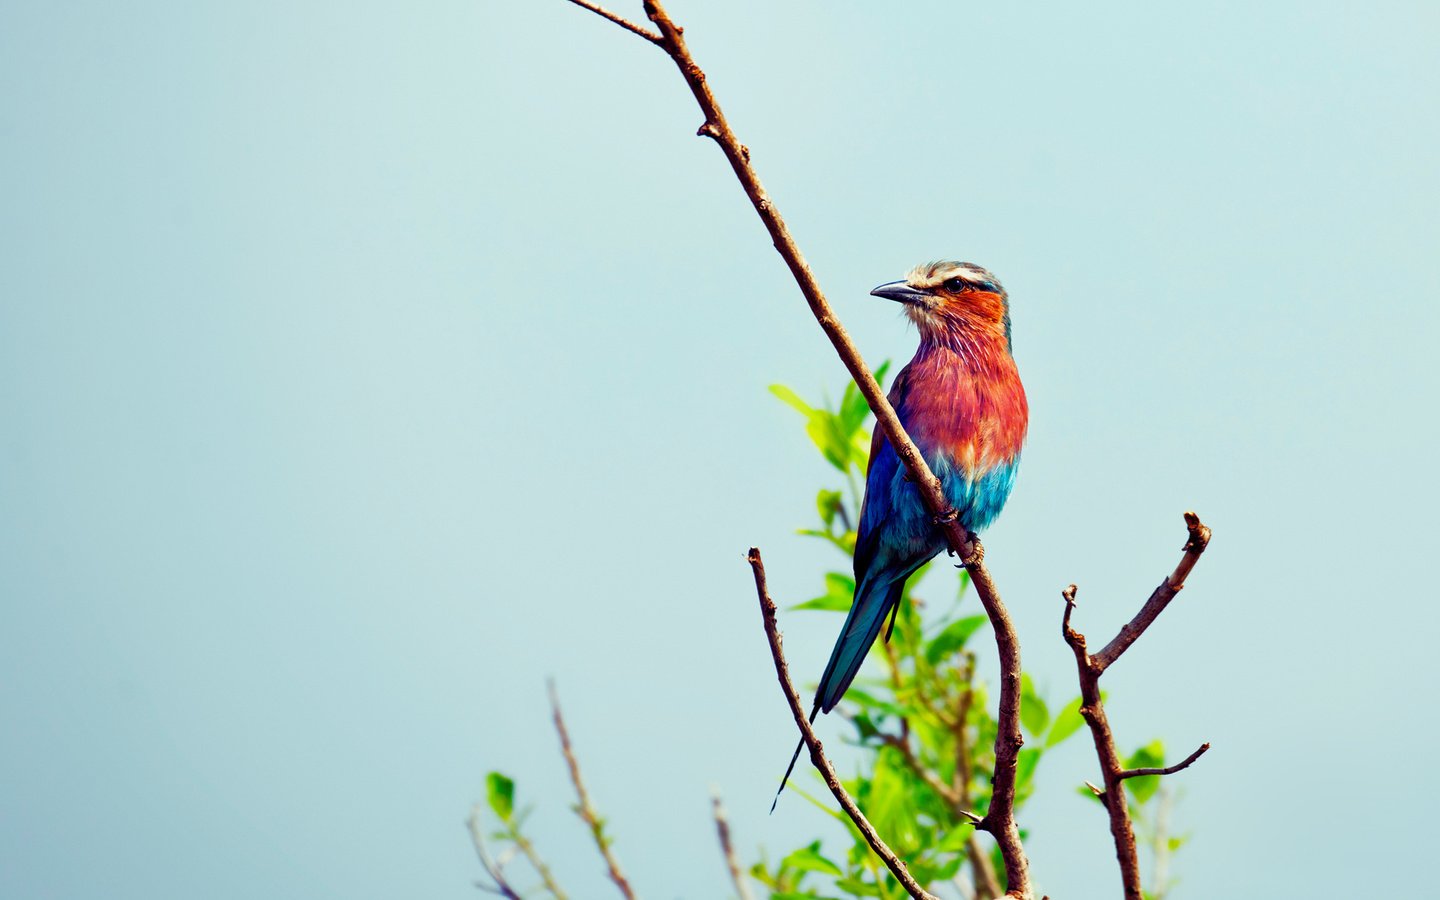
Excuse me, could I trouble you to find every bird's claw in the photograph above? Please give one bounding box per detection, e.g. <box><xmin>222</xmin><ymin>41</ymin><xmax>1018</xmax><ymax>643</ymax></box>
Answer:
<box><xmin>953</xmin><ymin>531</ymin><xmax>983</xmax><ymax>567</ymax></box>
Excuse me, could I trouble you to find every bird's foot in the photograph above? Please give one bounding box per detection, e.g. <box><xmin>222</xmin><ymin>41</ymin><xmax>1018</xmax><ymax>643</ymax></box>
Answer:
<box><xmin>955</xmin><ymin>532</ymin><xmax>983</xmax><ymax>568</ymax></box>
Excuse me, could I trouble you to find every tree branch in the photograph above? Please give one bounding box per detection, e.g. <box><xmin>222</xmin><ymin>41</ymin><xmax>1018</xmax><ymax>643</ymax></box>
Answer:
<box><xmin>710</xmin><ymin>790</ymin><xmax>755</xmax><ymax>900</ymax></box>
<box><xmin>560</xmin><ymin>0</ymin><xmax>662</xmax><ymax>43</ymax></box>
<box><xmin>1092</xmin><ymin>512</ymin><xmax>1212</xmax><ymax>673</ymax></box>
<box><xmin>562</xmin><ymin>2</ymin><xmax>1033</xmax><ymax>892</ymax></box>
<box><xmin>507</xmin><ymin>827</ymin><xmax>568</xmax><ymax>900</ymax></box>
<box><xmin>1061</xmin><ymin>513</ymin><xmax>1213</xmax><ymax>900</ymax></box>
<box><xmin>748</xmin><ymin>547</ymin><xmax>941</xmax><ymax>900</ymax></box>
<box><xmin>949</xmin><ymin>655</ymin><xmax>1002</xmax><ymax>900</ymax></box>
<box><xmin>549</xmin><ymin>681</ymin><xmax>638</xmax><ymax>900</ymax></box>
<box><xmin>1116</xmin><ymin>743</ymin><xmax>1211</xmax><ymax>780</ymax></box>
<box><xmin>467</xmin><ymin>805</ymin><xmax>524</xmax><ymax>900</ymax></box>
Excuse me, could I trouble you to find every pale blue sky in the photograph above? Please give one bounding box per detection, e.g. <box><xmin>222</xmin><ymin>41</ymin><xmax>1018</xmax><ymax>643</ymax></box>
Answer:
<box><xmin>3</xmin><ymin>1</ymin><xmax>1437</xmax><ymax>898</ymax></box>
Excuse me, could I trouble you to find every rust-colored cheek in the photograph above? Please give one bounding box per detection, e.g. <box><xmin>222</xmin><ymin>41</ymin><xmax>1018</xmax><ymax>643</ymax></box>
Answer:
<box><xmin>947</xmin><ymin>290</ymin><xmax>1006</xmax><ymax>321</ymax></box>
<box><xmin>932</xmin><ymin>290</ymin><xmax>1008</xmax><ymax>332</ymax></box>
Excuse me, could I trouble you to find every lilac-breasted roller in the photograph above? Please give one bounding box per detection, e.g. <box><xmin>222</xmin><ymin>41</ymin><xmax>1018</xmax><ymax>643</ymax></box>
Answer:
<box><xmin>775</xmin><ymin>260</ymin><xmax>1028</xmax><ymax>807</ymax></box>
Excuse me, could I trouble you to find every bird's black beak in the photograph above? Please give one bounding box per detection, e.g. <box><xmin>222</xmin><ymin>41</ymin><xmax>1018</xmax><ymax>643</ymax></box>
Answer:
<box><xmin>870</xmin><ymin>281</ymin><xmax>930</xmax><ymax>305</ymax></box>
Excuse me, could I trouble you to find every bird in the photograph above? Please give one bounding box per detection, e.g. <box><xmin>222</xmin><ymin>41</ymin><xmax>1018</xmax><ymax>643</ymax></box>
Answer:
<box><xmin>773</xmin><ymin>260</ymin><xmax>1029</xmax><ymax>810</ymax></box>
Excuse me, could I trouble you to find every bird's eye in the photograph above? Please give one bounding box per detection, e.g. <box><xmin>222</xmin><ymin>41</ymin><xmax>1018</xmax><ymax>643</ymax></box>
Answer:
<box><xmin>943</xmin><ymin>277</ymin><xmax>968</xmax><ymax>292</ymax></box>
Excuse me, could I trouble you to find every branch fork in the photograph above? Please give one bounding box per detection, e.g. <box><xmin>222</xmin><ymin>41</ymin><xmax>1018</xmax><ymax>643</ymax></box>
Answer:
<box><xmin>1062</xmin><ymin>513</ymin><xmax>1214</xmax><ymax>900</ymax></box>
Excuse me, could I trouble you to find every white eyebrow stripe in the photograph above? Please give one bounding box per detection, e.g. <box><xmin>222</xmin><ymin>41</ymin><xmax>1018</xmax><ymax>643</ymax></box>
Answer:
<box><xmin>900</xmin><ymin>260</ymin><xmax>1005</xmax><ymax>298</ymax></box>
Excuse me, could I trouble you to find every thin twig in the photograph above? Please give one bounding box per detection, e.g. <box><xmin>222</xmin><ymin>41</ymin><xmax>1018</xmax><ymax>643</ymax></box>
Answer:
<box><xmin>748</xmin><ymin>548</ymin><xmax>941</xmax><ymax>900</ymax></box>
<box><xmin>968</xmin><ymin>836</ymin><xmax>1002</xmax><ymax>900</ymax></box>
<box><xmin>1150</xmin><ymin>786</ymin><xmax>1176</xmax><ymax>899</ymax></box>
<box><xmin>467</xmin><ymin>804</ymin><xmax>523</xmax><ymax>900</ymax></box>
<box><xmin>1092</xmin><ymin>512</ymin><xmax>1212</xmax><ymax>673</ymax></box>
<box><xmin>711</xmin><ymin>790</ymin><xmax>755</xmax><ymax>900</ymax></box>
<box><xmin>950</xmin><ymin>653</ymin><xmax>976</xmax><ymax>797</ymax></box>
<box><xmin>560</xmin><ymin>0</ymin><xmax>661</xmax><ymax>43</ymax></box>
<box><xmin>562</xmin><ymin>3</ymin><xmax>1032</xmax><ymax>894</ymax></box>
<box><xmin>880</xmin><ymin>638</ymin><xmax>911</xmax><ymax>743</ymax></box>
<box><xmin>1117</xmin><ymin>743</ymin><xmax>1211</xmax><ymax>780</ymax></box>
<box><xmin>508</xmin><ymin>828</ymin><xmax>568</xmax><ymax>900</ymax></box>
<box><xmin>948</xmin><ymin>655</ymin><xmax>1001</xmax><ymax>900</ymax></box>
<box><xmin>1061</xmin><ymin>514</ymin><xmax>1213</xmax><ymax>900</ymax></box>
<box><xmin>549</xmin><ymin>681</ymin><xmax>638</xmax><ymax>900</ymax></box>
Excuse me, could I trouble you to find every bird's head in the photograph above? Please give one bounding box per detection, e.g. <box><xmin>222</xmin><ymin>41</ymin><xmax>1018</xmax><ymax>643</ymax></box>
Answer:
<box><xmin>871</xmin><ymin>261</ymin><xmax>1012</xmax><ymax>350</ymax></box>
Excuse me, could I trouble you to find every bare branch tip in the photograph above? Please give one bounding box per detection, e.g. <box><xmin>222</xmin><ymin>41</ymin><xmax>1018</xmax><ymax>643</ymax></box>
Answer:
<box><xmin>1182</xmin><ymin>510</ymin><xmax>1213</xmax><ymax>551</ymax></box>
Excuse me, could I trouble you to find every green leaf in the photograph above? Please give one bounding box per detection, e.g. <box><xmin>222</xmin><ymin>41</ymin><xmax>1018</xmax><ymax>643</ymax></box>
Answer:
<box><xmin>833</xmin><ymin>878</ymin><xmax>882</xmax><ymax>897</ymax></box>
<box><xmin>926</xmin><ymin>856</ymin><xmax>963</xmax><ymax>882</ymax></box>
<box><xmin>838</xmin><ymin>382</ymin><xmax>867</xmax><ymax>435</ymax></box>
<box><xmin>485</xmin><ymin>772</ymin><xmax>514</xmax><ymax>822</ymax></box>
<box><xmin>842</xmin><ymin>687</ymin><xmax>907</xmax><ymax>719</ymax></box>
<box><xmin>849</xmin><ymin>709</ymin><xmax>882</xmax><ymax>741</ymax></box>
<box><xmin>789</xmin><ymin>784</ymin><xmax>847</xmax><ymax>823</ymax></box>
<box><xmin>1045</xmin><ymin>696</ymin><xmax>1086</xmax><ymax>747</ymax></box>
<box><xmin>771</xmin><ymin>384</ymin><xmax>856</xmax><ymax>472</ymax></box>
<box><xmin>936</xmin><ymin>826</ymin><xmax>975</xmax><ymax>853</ymax></box>
<box><xmin>836</xmin><ymin>362</ymin><xmax>892</xmax><ymax>434</ymax></box>
<box><xmin>1015</xmin><ymin>747</ymin><xmax>1042</xmax><ymax>795</ymax></box>
<box><xmin>805</xmin><ymin>411</ymin><xmax>853</xmax><ymax>472</ymax></box>
<box><xmin>780</xmin><ymin>842</ymin><xmax>844</xmax><ymax>877</ymax></box>
<box><xmin>816</xmin><ymin>489</ymin><xmax>844</xmax><ymax>527</ymax></box>
<box><xmin>793</xmin><ymin>572</ymin><xmax>855</xmax><ymax>611</ymax></box>
<box><xmin>1125</xmin><ymin>740</ymin><xmax>1166</xmax><ymax>805</ymax></box>
<box><xmin>769</xmin><ymin>384</ymin><xmax>816</xmax><ymax>416</ymax></box>
<box><xmin>1020</xmin><ymin>674</ymin><xmax>1050</xmax><ymax>737</ymax></box>
<box><xmin>924</xmin><ymin>615</ymin><xmax>987</xmax><ymax>665</ymax></box>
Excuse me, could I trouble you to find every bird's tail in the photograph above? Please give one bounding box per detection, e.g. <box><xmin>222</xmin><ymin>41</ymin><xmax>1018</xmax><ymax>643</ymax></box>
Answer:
<box><xmin>770</xmin><ymin>704</ymin><xmax>819</xmax><ymax>813</ymax></box>
<box><xmin>814</xmin><ymin>574</ymin><xmax>905</xmax><ymax>714</ymax></box>
<box><xmin>771</xmin><ymin>574</ymin><xmax>903</xmax><ymax>812</ymax></box>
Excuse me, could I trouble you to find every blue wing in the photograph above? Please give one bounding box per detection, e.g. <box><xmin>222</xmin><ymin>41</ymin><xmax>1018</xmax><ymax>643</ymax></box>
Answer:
<box><xmin>814</xmin><ymin>370</ymin><xmax>940</xmax><ymax>713</ymax></box>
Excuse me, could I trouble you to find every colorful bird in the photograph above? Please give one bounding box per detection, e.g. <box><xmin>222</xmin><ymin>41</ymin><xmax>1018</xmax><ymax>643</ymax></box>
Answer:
<box><xmin>775</xmin><ymin>260</ymin><xmax>1029</xmax><ymax>808</ymax></box>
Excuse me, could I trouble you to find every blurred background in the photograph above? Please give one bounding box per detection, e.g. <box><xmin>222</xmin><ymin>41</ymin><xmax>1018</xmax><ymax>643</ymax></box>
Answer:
<box><xmin>3</xmin><ymin>1</ymin><xmax>1438</xmax><ymax>897</ymax></box>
